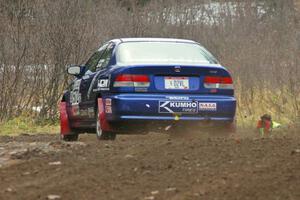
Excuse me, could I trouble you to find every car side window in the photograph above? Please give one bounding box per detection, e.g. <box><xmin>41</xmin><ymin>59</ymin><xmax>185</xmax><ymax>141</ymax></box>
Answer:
<box><xmin>85</xmin><ymin>51</ymin><xmax>102</xmax><ymax>72</ymax></box>
<box><xmin>96</xmin><ymin>43</ymin><xmax>115</xmax><ymax>70</ymax></box>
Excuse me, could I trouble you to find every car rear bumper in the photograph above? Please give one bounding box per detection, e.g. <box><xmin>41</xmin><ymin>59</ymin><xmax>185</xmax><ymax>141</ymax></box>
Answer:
<box><xmin>103</xmin><ymin>93</ymin><xmax>236</xmax><ymax>122</ymax></box>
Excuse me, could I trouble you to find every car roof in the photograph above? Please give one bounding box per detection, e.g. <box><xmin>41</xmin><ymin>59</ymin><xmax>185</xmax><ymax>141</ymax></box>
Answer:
<box><xmin>110</xmin><ymin>38</ymin><xmax>198</xmax><ymax>44</ymax></box>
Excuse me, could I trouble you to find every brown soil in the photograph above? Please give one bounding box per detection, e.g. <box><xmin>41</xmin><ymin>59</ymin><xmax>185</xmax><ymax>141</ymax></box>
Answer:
<box><xmin>0</xmin><ymin>131</ymin><xmax>299</xmax><ymax>200</ymax></box>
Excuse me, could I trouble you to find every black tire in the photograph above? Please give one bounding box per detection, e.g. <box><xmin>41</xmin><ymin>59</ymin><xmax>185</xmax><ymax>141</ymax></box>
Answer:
<box><xmin>61</xmin><ymin>133</ymin><xmax>79</xmax><ymax>141</ymax></box>
<box><xmin>96</xmin><ymin>110</ymin><xmax>116</xmax><ymax>141</ymax></box>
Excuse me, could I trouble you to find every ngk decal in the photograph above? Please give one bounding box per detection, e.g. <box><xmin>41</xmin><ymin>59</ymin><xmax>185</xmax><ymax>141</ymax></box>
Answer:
<box><xmin>105</xmin><ymin>98</ymin><xmax>112</xmax><ymax>106</ymax></box>
<box><xmin>105</xmin><ymin>98</ymin><xmax>112</xmax><ymax>113</ymax></box>
<box><xmin>105</xmin><ymin>106</ymin><xmax>112</xmax><ymax>113</ymax></box>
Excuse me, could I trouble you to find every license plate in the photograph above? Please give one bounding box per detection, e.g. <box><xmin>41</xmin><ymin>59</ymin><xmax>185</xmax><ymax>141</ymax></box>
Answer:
<box><xmin>165</xmin><ymin>77</ymin><xmax>189</xmax><ymax>90</ymax></box>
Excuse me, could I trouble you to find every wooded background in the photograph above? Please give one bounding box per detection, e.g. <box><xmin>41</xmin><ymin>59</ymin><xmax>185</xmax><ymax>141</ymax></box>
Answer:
<box><xmin>0</xmin><ymin>0</ymin><xmax>299</xmax><ymax>126</ymax></box>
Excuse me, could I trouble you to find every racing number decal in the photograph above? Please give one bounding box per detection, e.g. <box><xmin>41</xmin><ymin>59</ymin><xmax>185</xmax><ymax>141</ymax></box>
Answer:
<box><xmin>70</xmin><ymin>80</ymin><xmax>82</xmax><ymax>105</ymax></box>
<box><xmin>98</xmin><ymin>79</ymin><xmax>109</xmax><ymax>88</ymax></box>
<box><xmin>92</xmin><ymin>78</ymin><xmax>110</xmax><ymax>93</ymax></box>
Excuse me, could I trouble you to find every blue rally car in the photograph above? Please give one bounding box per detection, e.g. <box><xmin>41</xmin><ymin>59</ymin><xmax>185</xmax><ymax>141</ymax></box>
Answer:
<box><xmin>60</xmin><ymin>38</ymin><xmax>236</xmax><ymax>141</ymax></box>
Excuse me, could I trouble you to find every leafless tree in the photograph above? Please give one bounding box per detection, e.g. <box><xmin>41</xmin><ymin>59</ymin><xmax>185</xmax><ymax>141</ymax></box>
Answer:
<box><xmin>0</xmin><ymin>0</ymin><xmax>299</xmax><ymax>124</ymax></box>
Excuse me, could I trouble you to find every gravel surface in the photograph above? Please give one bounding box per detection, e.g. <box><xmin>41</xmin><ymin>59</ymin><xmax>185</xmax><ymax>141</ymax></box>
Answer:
<box><xmin>0</xmin><ymin>131</ymin><xmax>299</xmax><ymax>200</ymax></box>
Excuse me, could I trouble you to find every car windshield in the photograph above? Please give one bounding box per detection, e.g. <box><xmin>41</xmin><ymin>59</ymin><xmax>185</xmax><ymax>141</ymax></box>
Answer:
<box><xmin>116</xmin><ymin>42</ymin><xmax>218</xmax><ymax>65</ymax></box>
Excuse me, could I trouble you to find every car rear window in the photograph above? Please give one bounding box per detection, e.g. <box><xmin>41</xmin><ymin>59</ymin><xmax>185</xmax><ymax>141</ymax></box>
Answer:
<box><xmin>116</xmin><ymin>42</ymin><xmax>218</xmax><ymax>65</ymax></box>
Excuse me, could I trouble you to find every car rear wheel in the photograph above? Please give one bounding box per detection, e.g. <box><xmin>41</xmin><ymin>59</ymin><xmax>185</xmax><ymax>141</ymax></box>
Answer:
<box><xmin>96</xmin><ymin>110</ymin><xmax>116</xmax><ymax>140</ymax></box>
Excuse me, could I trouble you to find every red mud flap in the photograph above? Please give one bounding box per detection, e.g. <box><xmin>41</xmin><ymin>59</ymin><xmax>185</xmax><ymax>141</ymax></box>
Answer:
<box><xmin>60</xmin><ymin>102</ymin><xmax>72</xmax><ymax>136</ymax></box>
<box><xmin>98</xmin><ymin>98</ymin><xmax>112</xmax><ymax>131</ymax></box>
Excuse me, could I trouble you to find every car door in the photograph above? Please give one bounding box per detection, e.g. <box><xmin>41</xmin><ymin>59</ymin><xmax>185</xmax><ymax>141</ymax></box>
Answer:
<box><xmin>79</xmin><ymin>42</ymin><xmax>115</xmax><ymax>120</ymax></box>
<box><xmin>74</xmin><ymin>47</ymin><xmax>106</xmax><ymax>120</ymax></box>
<box><xmin>88</xmin><ymin>42</ymin><xmax>116</xmax><ymax>101</ymax></box>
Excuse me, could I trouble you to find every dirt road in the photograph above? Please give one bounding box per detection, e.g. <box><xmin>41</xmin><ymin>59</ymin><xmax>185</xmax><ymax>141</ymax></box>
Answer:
<box><xmin>0</xmin><ymin>131</ymin><xmax>299</xmax><ymax>200</ymax></box>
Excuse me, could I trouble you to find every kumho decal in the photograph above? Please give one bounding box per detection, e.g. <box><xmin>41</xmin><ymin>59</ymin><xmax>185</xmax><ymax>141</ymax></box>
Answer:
<box><xmin>169</xmin><ymin>102</ymin><xmax>198</xmax><ymax>108</ymax></box>
<box><xmin>159</xmin><ymin>101</ymin><xmax>199</xmax><ymax>114</ymax></box>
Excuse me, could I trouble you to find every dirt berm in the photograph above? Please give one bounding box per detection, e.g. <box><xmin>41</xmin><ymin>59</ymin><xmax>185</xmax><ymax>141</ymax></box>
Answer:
<box><xmin>0</xmin><ymin>131</ymin><xmax>299</xmax><ymax>200</ymax></box>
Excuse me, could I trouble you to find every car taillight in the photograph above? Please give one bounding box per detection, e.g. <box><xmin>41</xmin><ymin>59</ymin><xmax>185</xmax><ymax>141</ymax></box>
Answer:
<box><xmin>204</xmin><ymin>76</ymin><xmax>233</xmax><ymax>89</ymax></box>
<box><xmin>114</xmin><ymin>74</ymin><xmax>150</xmax><ymax>87</ymax></box>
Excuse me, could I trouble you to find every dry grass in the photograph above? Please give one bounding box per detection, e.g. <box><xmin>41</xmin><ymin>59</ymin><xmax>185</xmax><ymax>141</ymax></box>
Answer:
<box><xmin>0</xmin><ymin>115</ymin><xmax>59</xmax><ymax>135</ymax></box>
<box><xmin>236</xmin><ymin>85</ymin><xmax>300</xmax><ymax>128</ymax></box>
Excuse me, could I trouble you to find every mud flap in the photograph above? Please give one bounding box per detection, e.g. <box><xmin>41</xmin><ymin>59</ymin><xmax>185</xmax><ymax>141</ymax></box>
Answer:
<box><xmin>97</xmin><ymin>98</ymin><xmax>112</xmax><ymax>131</ymax></box>
<box><xmin>60</xmin><ymin>102</ymin><xmax>72</xmax><ymax>136</ymax></box>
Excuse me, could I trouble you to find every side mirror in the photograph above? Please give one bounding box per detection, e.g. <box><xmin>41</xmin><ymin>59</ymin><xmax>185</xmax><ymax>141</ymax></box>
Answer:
<box><xmin>67</xmin><ymin>65</ymin><xmax>81</xmax><ymax>76</ymax></box>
